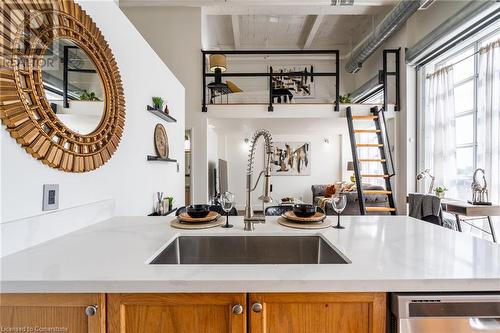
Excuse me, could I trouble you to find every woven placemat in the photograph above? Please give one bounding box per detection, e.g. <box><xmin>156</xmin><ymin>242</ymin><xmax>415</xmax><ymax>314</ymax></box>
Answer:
<box><xmin>177</xmin><ymin>211</ymin><xmax>220</xmax><ymax>223</ymax></box>
<box><xmin>171</xmin><ymin>218</ymin><xmax>224</xmax><ymax>229</ymax></box>
<box><xmin>281</xmin><ymin>211</ymin><xmax>326</xmax><ymax>223</ymax></box>
<box><xmin>278</xmin><ymin>217</ymin><xmax>332</xmax><ymax>229</ymax></box>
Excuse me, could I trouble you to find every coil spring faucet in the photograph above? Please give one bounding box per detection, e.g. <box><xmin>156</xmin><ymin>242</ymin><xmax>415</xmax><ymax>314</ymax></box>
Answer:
<box><xmin>244</xmin><ymin>129</ymin><xmax>273</xmax><ymax>231</ymax></box>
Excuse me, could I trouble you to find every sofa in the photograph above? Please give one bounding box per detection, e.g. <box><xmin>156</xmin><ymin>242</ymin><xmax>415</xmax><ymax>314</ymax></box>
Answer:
<box><xmin>311</xmin><ymin>184</ymin><xmax>390</xmax><ymax>215</ymax></box>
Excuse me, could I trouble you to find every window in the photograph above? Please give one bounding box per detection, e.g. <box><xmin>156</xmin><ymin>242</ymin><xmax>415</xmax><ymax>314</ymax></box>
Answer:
<box><xmin>418</xmin><ymin>28</ymin><xmax>500</xmax><ymax>197</ymax></box>
<box><xmin>361</xmin><ymin>89</ymin><xmax>384</xmax><ymax>105</ymax></box>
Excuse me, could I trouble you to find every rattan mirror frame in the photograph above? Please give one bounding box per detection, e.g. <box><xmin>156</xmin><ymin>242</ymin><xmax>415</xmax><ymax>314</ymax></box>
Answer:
<box><xmin>0</xmin><ymin>0</ymin><xmax>125</xmax><ymax>172</ymax></box>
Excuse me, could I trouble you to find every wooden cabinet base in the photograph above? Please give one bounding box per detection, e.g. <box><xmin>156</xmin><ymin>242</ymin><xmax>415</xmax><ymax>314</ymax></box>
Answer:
<box><xmin>0</xmin><ymin>293</ymin><xmax>106</xmax><ymax>333</ymax></box>
<box><xmin>1</xmin><ymin>292</ymin><xmax>386</xmax><ymax>333</ymax></box>
<box><xmin>107</xmin><ymin>293</ymin><xmax>247</xmax><ymax>333</ymax></box>
<box><xmin>249</xmin><ymin>292</ymin><xmax>386</xmax><ymax>333</ymax></box>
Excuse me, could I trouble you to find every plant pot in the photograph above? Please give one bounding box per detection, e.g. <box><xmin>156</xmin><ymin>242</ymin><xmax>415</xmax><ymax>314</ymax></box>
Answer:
<box><xmin>435</xmin><ymin>191</ymin><xmax>445</xmax><ymax>199</ymax></box>
<box><xmin>154</xmin><ymin>104</ymin><xmax>163</xmax><ymax>111</ymax></box>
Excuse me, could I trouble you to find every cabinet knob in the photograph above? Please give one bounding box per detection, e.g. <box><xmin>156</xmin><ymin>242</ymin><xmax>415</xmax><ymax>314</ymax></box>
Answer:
<box><xmin>232</xmin><ymin>304</ymin><xmax>244</xmax><ymax>315</ymax></box>
<box><xmin>85</xmin><ymin>305</ymin><xmax>98</xmax><ymax>316</ymax></box>
<box><xmin>252</xmin><ymin>302</ymin><xmax>263</xmax><ymax>313</ymax></box>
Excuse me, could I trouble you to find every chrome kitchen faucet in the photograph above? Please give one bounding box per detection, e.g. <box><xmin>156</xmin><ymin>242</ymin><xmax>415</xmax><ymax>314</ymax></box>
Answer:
<box><xmin>244</xmin><ymin>129</ymin><xmax>273</xmax><ymax>231</ymax></box>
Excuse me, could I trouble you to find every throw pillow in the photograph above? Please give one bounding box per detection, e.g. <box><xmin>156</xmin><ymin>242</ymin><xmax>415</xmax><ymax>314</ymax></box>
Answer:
<box><xmin>324</xmin><ymin>184</ymin><xmax>336</xmax><ymax>198</ymax></box>
<box><xmin>226</xmin><ymin>80</ymin><xmax>243</xmax><ymax>93</ymax></box>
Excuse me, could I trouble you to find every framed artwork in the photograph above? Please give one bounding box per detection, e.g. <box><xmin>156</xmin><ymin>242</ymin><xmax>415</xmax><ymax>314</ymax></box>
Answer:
<box><xmin>271</xmin><ymin>142</ymin><xmax>311</xmax><ymax>176</ymax></box>
<box><xmin>271</xmin><ymin>65</ymin><xmax>315</xmax><ymax>99</ymax></box>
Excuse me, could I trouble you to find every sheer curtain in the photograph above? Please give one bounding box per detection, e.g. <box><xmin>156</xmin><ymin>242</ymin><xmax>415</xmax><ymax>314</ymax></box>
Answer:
<box><xmin>425</xmin><ymin>66</ymin><xmax>458</xmax><ymax>197</ymax></box>
<box><xmin>477</xmin><ymin>39</ymin><xmax>500</xmax><ymax>204</ymax></box>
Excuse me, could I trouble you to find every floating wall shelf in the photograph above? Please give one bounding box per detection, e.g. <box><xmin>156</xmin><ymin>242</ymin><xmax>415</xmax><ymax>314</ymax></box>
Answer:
<box><xmin>147</xmin><ymin>105</ymin><xmax>177</xmax><ymax>122</ymax></box>
<box><xmin>147</xmin><ymin>155</ymin><xmax>177</xmax><ymax>162</ymax></box>
<box><xmin>148</xmin><ymin>207</ymin><xmax>177</xmax><ymax>216</ymax></box>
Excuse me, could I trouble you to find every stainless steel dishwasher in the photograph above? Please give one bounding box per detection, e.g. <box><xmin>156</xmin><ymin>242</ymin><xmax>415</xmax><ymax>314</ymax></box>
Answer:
<box><xmin>391</xmin><ymin>293</ymin><xmax>500</xmax><ymax>332</ymax></box>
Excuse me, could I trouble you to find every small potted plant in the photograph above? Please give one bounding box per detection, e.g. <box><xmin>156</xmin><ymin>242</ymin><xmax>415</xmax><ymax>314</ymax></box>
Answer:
<box><xmin>434</xmin><ymin>186</ymin><xmax>447</xmax><ymax>199</ymax></box>
<box><xmin>152</xmin><ymin>97</ymin><xmax>164</xmax><ymax>110</ymax></box>
<box><xmin>338</xmin><ymin>94</ymin><xmax>352</xmax><ymax>104</ymax></box>
<box><xmin>166</xmin><ymin>196</ymin><xmax>174</xmax><ymax>211</ymax></box>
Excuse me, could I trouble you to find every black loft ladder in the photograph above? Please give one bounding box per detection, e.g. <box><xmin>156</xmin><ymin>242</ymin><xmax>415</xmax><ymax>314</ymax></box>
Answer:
<box><xmin>346</xmin><ymin>106</ymin><xmax>397</xmax><ymax>215</ymax></box>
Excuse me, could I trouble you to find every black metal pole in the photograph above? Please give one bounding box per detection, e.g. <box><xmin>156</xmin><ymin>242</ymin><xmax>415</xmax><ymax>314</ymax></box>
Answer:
<box><xmin>395</xmin><ymin>49</ymin><xmax>401</xmax><ymax>111</ymax></box>
<box><xmin>202</xmin><ymin>51</ymin><xmax>207</xmax><ymax>112</ymax></box>
<box><xmin>63</xmin><ymin>46</ymin><xmax>69</xmax><ymax>108</ymax></box>
<box><xmin>268</xmin><ymin>66</ymin><xmax>274</xmax><ymax>112</ymax></box>
<box><xmin>382</xmin><ymin>50</ymin><xmax>388</xmax><ymax>111</ymax></box>
<box><xmin>346</xmin><ymin>107</ymin><xmax>366</xmax><ymax>215</ymax></box>
<box><xmin>335</xmin><ymin>50</ymin><xmax>340</xmax><ymax>111</ymax></box>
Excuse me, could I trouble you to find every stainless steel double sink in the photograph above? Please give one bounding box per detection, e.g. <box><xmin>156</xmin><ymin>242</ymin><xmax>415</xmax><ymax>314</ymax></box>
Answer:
<box><xmin>149</xmin><ymin>235</ymin><xmax>350</xmax><ymax>265</ymax></box>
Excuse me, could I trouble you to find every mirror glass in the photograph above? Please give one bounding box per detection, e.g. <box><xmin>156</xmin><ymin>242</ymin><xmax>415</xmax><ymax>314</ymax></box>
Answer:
<box><xmin>42</xmin><ymin>38</ymin><xmax>105</xmax><ymax>135</ymax></box>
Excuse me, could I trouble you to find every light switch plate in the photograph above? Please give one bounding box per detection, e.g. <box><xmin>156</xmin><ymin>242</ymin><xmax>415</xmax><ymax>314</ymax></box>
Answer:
<box><xmin>42</xmin><ymin>184</ymin><xmax>59</xmax><ymax>211</ymax></box>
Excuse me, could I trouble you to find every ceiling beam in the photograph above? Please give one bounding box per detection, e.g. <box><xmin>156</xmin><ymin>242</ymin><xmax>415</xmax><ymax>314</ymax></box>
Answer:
<box><xmin>231</xmin><ymin>15</ymin><xmax>241</xmax><ymax>49</ymax></box>
<box><xmin>303</xmin><ymin>15</ymin><xmax>324</xmax><ymax>49</ymax></box>
<box><xmin>120</xmin><ymin>0</ymin><xmax>396</xmax><ymax>7</ymax></box>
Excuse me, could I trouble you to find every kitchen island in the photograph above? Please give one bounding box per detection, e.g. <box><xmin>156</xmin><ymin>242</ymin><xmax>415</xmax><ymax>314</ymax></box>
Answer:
<box><xmin>1</xmin><ymin>215</ymin><xmax>499</xmax><ymax>292</ymax></box>
<box><xmin>1</xmin><ymin>216</ymin><xmax>499</xmax><ymax>333</ymax></box>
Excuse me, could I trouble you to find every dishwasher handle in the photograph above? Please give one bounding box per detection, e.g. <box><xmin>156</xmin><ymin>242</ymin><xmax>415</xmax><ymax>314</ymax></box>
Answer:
<box><xmin>469</xmin><ymin>318</ymin><xmax>500</xmax><ymax>331</ymax></box>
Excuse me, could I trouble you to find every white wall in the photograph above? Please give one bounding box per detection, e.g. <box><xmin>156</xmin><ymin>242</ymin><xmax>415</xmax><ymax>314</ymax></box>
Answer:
<box><xmin>211</xmin><ymin>118</ymin><xmax>351</xmax><ymax>209</ymax></box>
<box><xmin>122</xmin><ymin>6</ymin><xmax>208</xmax><ymax>205</ymax></box>
<box><xmin>121</xmin><ymin>7</ymin><xmax>363</xmax><ymax>206</ymax></box>
<box><xmin>0</xmin><ymin>0</ymin><xmax>185</xmax><ymax>256</ymax></box>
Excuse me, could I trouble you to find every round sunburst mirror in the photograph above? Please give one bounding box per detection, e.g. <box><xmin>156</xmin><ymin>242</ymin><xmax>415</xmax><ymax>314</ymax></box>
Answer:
<box><xmin>41</xmin><ymin>38</ymin><xmax>106</xmax><ymax>135</ymax></box>
<box><xmin>0</xmin><ymin>0</ymin><xmax>125</xmax><ymax>172</ymax></box>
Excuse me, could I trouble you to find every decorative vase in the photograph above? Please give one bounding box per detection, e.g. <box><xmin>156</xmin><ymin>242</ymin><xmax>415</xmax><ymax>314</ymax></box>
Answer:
<box><xmin>435</xmin><ymin>191</ymin><xmax>445</xmax><ymax>199</ymax></box>
<box><xmin>164</xmin><ymin>105</ymin><xmax>169</xmax><ymax>115</ymax></box>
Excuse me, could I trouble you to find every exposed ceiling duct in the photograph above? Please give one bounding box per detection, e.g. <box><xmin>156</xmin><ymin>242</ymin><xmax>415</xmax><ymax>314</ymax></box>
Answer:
<box><xmin>345</xmin><ymin>0</ymin><xmax>422</xmax><ymax>73</ymax></box>
<box><xmin>406</xmin><ymin>0</ymin><xmax>499</xmax><ymax>65</ymax></box>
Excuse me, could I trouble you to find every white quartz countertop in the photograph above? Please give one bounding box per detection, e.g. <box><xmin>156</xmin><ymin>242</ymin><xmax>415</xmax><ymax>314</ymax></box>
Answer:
<box><xmin>1</xmin><ymin>215</ymin><xmax>499</xmax><ymax>293</ymax></box>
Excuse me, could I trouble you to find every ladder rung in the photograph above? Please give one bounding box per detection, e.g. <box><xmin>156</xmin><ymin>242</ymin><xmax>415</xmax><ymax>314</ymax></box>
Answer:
<box><xmin>353</xmin><ymin>129</ymin><xmax>381</xmax><ymax>133</ymax></box>
<box><xmin>352</xmin><ymin>115</ymin><xmax>378</xmax><ymax>120</ymax></box>
<box><xmin>361</xmin><ymin>174</ymin><xmax>389</xmax><ymax>178</ymax></box>
<box><xmin>366</xmin><ymin>207</ymin><xmax>396</xmax><ymax>212</ymax></box>
<box><xmin>356</xmin><ymin>144</ymin><xmax>383</xmax><ymax>147</ymax></box>
<box><xmin>363</xmin><ymin>190</ymin><xmax>392</xmax><ymax>195</ymax></box>
<box><xmin>359</xmin><ymin>159</ymin><xmax>386</xmax><ymax>162</ymax></box>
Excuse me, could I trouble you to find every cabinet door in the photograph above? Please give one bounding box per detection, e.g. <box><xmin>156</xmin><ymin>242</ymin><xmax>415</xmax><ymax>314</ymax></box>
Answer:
<box><xmin>107</xmin><ymin>293</ymin><xmax>247</xmax><ymax>333</ymax></box>
<box><xmin>0</xmin><ymin>293</ymin><xmax>105</xmax><ymax>333</ymax></box>
<box><xmin>249</xmin><ymin>292</ymin><xmax>386</xmax><ymax>333</ymax></box>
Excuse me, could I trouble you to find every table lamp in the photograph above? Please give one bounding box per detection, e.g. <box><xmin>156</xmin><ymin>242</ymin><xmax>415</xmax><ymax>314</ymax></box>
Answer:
<box><xmin>209</xmin><ymin>54</ymin><xmax>227</xmax><ymax>84</ymax></box>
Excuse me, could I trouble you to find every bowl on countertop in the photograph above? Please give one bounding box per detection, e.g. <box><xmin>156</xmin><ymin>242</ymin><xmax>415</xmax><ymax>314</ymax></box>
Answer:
<box><xmin>293</xmin><ymin>204</ymin><xmax>316</xmax><ymax>218</ymax></box>
<box><xmin>186</xmin><ymin>204</ymin><xmax>210</xmax><ymax>218</ymax></box>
